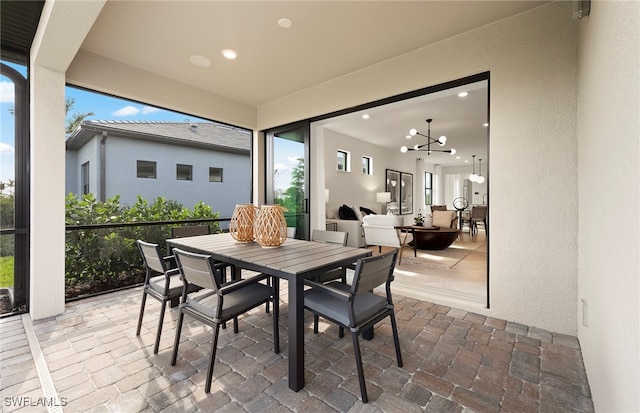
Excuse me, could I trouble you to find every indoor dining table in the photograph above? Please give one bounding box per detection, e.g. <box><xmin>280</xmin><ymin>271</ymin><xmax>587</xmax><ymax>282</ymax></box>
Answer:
<box><xmin>166</xmin><ymin>232</ymin><xmax>372</xmax><ymax>392</ymax></box>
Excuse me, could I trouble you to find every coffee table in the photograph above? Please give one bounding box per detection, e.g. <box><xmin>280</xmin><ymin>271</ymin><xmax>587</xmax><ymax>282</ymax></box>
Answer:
<box><xmin>396</xmin><ymin>225</ymin><xmax>460</xmax><ymax>253</ymax></box>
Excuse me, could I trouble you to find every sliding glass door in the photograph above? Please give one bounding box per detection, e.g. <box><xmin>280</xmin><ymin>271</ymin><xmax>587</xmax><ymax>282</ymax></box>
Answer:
<box><xmin>265</xmin><ymin>122</ymin><xmax>310</xmax><ymax>240</ymax></box>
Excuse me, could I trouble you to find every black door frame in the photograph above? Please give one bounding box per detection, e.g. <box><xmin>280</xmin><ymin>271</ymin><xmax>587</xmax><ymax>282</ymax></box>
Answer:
<box><xmin>264</xmin><ymin>120</ymin><xmax>311</xmax><ymax>240</ymax></box>
<box><xmin>1</xmin><ymin>62</ymin><xmax>30</xmax><ymax>315</ymax></box>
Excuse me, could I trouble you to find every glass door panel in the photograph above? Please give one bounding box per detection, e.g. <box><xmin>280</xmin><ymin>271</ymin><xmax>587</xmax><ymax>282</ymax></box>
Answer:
<box><xmin>266</xmin><ymin>122</ymin><xmax>309</xmax><ymax>240</ymax></box>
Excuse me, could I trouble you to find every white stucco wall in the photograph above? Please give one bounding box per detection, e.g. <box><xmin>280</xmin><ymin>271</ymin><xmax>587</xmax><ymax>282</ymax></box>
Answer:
<box><xmin>576</xmin><ymin>1</ymin><xmax>640</xmax><ymax>411</ymax></box>
<box><xmin>261</xmin><ymin>2</ymin><xmax>580</xmax><ymax>335</ymax></box>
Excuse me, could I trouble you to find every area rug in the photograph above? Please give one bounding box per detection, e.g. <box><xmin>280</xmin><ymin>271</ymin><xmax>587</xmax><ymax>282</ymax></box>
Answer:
<box><xmin>398</xmin><ymin>241</ymin><xmax>480</xmax><ymax>269</ymax></box>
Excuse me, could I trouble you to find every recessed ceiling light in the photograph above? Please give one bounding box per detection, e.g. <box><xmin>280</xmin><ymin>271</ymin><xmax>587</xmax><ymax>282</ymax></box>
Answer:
<box><xmin>221</xmin><ymin>49</ymin><xmax>238</xmax><ymax>60</ymax></box>
<box><xmin>189</xmin><ymin>55</ymin><xmax>211</xmax><ymax>67</ymax></box>
<box><xmin>405</xmin><ymin>135</ymin><xmax>412</xmax><ymax>139</ymax></box>
<box><xmin>458</xmin><ymin>91</ymin><xmax>469</xmax><ymax>98</ymax></box>
<box><xmin>362</xmin><ymin>114</ymin><xmax>370</xmax><ymax>119</ymax></box>
<box><xmin>278</xmin><ymin>18</ymin><xmax>293</xmax><ymax>28</ymax></box>
<box><xmin>483</xmin><ymin>122</ymin><xmax>489</xmax><ymax>127</ymax></box>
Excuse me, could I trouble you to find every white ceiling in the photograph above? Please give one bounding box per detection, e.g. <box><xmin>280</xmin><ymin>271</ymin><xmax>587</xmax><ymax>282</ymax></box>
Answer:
<box><xmin>80</xmin><ymin>0</ymin><xmax>549</xmax><ymax>166</ymax></box>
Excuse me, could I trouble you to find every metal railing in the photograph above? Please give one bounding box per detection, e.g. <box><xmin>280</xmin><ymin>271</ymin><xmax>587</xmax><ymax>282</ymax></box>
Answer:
<box><xmin>64</xmin><ymin>217</ymin><xmax>231</xmax><ymax>302</ymax></box>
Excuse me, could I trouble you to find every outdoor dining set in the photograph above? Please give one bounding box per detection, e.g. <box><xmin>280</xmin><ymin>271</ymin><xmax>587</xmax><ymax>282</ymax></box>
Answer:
<box><xmin>134</xmin><ymin>222</ymin><xmax>403</xmax><ymax>403</ymax></box>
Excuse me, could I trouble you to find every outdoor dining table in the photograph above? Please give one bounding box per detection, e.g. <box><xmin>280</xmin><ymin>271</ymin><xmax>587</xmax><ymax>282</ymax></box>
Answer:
<box><xmin>166</xmin><ymin>232</ymin><xmax>372</xmax><ymax>392</ymax></box>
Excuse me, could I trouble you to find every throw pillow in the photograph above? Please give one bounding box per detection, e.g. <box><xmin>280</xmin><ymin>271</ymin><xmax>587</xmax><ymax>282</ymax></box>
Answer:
<box><xmin>359</xmin><ymin>206</ymin><xmax>376</xmax><ymax>216</ymax></box>
<box><xmin>338</xmin><ymin>204</ymin><xmax>358</xmax><ymax>220</ymax></box>
<box><xmin>354</xmin><ymin>206</ymin><xmax>364</xmax><ymax>222</ymax></box>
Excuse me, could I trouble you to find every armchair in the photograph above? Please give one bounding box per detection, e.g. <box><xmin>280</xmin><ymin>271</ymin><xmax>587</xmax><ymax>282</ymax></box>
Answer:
<box><xmin>361</xmin><ymin>214</ymin><xmax>409</xmax><ymax>264</ymax></box>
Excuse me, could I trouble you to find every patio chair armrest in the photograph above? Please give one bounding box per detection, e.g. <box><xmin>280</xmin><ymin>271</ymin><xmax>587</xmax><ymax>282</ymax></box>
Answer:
<box><xmin>304</xmin><ymin>280</ymin><xmax>351</xmax><ymax>300</ymax></box>
<box><xmin>219</xmin><ymin>273</ymin><xmax>270</xmax><ymax>294</ymax></box>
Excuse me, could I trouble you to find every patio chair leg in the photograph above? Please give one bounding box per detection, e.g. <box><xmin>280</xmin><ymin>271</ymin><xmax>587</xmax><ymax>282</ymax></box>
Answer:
<box><xmin>136</xmin><ymin>291</ymin><xmax>147</xmax><ymax>336</ymax></box>
<box><xmin>390</xmin><ymin>312</ymin><xmax>403</xmax><ymax>367</ymax></box>
<box><xmin>205</xmin><ymin>324</ymin><xmax>221</xmax><ymax>393</ymax></box>
<box><xmin>153</xmin><ymin>300</ymin><xmax>167</xmax><ymax>354</ymax></box>
<box><xmin>171</xmin><ymin>312</ymin><xmax>185</xmax><ymax>366</ymax></box>
<box><xmin>339</xmin><ymin>327</ymin><xmax>344</xmax><ymax>338</ymax></box>
<box><xmin>313</xmin><ymin>314</ymin><xmax>319</xmax><ymax>334</ymax></box>
<box><xmin>351</xmin><ymin>332</ymin><xmax>368</xmax><ymax>403</ymax></box>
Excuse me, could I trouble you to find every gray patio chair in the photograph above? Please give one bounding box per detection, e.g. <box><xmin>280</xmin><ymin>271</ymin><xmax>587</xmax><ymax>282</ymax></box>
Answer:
<box><xmin>303</xmin><ymin>250</ymin><xmax>402</xmax><ymax>403</ymax></box>
<box><xmin>309</xmin><ymin>229</ymin><xmax>350</xmax><ymax>284</ymax></box>
<box><xmin>170</xmin><ymin>248</ymin><xmax>280</xmax><ymax>393</ymax></box>
<box><xmin>170</xmin><ymin>224</ymin><xmax>235</xmax><ymax>284</ymax></box>
<box><xmin>170</xmin><ymin>224</ymin><xmax>210</xmax><ymax>238</ymax></box>
<box><xmin>136</xmin><ymin>240</ymin><xmax>199</xmax><ymax>354</ymax></box>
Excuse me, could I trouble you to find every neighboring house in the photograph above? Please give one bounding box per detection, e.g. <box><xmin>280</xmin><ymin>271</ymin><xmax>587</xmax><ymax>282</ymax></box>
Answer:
<box><xmin>65</xmin><ymin>121</ymin><xmax>251</xmax><ymax>218</ymax></box>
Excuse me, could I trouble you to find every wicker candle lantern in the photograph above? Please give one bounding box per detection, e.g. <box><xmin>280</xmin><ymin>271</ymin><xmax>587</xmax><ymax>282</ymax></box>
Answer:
<box><xmin>254</xmin><ymin>205</ymin><xmax>288</xmax><ymax>248</ymax></box>
<box><xmin>229</xmin><ymin>204</ymin><xmax>257</xmax><ymax>243</ymax></box>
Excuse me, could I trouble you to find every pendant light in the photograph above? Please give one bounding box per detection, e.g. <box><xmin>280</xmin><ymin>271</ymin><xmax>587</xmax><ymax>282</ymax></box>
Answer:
<box><xmin>477</xmin><ymin>158</ymin><xmax>486</xmax><ymax>184</ymax></box>
<box><xmin>469</xmin><ymin>155</ymin><xmax>479</xmax><ymax>182</ymax></box>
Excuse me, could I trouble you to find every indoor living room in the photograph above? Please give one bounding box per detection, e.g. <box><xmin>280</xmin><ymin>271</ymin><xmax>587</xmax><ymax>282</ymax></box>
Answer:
<box><xmin>317</xmin><ymin>77</ymin><xmax>489</xmax><ymax>309</ymax></box>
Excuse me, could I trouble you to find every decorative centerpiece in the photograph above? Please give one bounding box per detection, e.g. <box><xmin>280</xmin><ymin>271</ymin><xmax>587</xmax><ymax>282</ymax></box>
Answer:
<box><xmin>254</xmin><ymin>205</ymin><xmax>288</xmax><ymax>248</ymax></box>
<box><xmin>229</xmin><ymin>204</ymin><xmax>257</xmax><ymax>243</ymax></box>
<box><xmin>414</xmin><ymin>210</ymin><xmax>425</xmax><ymax>226</ymax></box>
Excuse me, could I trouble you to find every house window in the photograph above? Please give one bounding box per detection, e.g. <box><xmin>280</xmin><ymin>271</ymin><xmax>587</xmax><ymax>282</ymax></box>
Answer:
<box><xmin>137</xmin><ymin>160</ymin><xmax>156</xmax><ymax>179</ymax></box>
<box><xmin>176</xmin><ymin>164</ymin><xmax>192</xmax><ymax>181</ymax></box>
<box><xmin>209</xmin><ymin>167</ymin><xmax>223</xmax><ymax>182</ymax></box>
<box><xmin>81</xmin><ymin>162</ymin><xmax>90</xmax><ymax>194</ymax></box>
<box><xmin>362</xmin><ymin>156</ymin><xmax>373</xmax><ymax>175</ymax></box>
<box><xmin>424</xmin><ymin>171</ymin><xmax>433</xmax><ymax>205</ymax></box>
<box><xmin>337</xmin><ymin>150</ymin><xmax>351</xmax><ymax>172</ymax></box>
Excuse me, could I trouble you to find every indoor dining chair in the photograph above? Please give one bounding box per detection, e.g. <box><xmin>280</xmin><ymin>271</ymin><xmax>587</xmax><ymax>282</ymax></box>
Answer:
<box><xmin>303</xmin><ymin>250</ymin><xmax>402</xmax><ymax>403</ymax></box>
<box><xmin>170</xmin><ymin>248</ymin><xmax>280</xmax><ymax>393</ymax></box>
<box><xmin>136</xmin><ymin>240</ymin><xmax>199</xmax><ymax>354</ymax></box>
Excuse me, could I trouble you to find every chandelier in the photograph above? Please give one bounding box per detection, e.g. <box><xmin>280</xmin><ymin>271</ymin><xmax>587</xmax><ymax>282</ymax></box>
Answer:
<box><xmin>400</xmin><ymin>118</ymin><xmax>456</xmax><ymax>155</ymax></box>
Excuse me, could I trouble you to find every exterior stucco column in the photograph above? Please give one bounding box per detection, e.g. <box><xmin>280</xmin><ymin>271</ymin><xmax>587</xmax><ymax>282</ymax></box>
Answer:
<box><xmin>29</xmin><ymin>64</ymin><xmax>66</xmax><ymax>319</ymax></box>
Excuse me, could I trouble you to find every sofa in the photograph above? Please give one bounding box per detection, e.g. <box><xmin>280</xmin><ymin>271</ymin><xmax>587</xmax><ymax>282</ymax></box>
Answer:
<box><xmin>325</xmin><ymin>205</ymin><xmax>367</xmax><ymax>248</ymax></box>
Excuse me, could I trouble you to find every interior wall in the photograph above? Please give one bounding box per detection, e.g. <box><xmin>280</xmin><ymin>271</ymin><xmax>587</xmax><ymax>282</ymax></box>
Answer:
<box><xmin>261</xmin><ymin>2</ymin><xmax>579</xmax><ymax>335</ymax></box>
<box><xmin>321</xmin><ymin>128</ymin><xmax>415</xmax><ymax>223</ymax></box>
<box><xmin>576</xmin><ymin>1</ymin><xmax>640</xmax><ymax>411</ymax></box>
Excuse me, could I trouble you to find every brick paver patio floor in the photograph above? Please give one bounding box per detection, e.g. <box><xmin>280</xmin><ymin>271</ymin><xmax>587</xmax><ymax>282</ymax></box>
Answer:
<box><xmin>0</xmin><ymin>284</ymin><xmax>593</xmax><ymax>412</ymax></box>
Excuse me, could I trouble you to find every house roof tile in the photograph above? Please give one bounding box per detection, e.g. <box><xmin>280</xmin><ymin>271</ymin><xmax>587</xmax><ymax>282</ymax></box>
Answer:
<box><xmin>66</xmin><ymin>120</ymin><xmax>251</xmax><ymax>154</ymax></box>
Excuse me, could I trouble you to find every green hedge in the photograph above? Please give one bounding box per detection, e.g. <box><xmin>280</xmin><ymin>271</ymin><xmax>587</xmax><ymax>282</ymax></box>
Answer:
<box><xmin>65</xmin><ymin>193</ymin><xmax>221</xmax><ymax>298</ymax></box>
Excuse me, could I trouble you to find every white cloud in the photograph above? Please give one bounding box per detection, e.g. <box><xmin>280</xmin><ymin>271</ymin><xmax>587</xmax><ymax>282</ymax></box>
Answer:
<box><xmin>141</xmin><ymin>106</ymin><xmax>161</xmax><ymax>115</ymax></box>
<box><xmin>112</xmin><ymin>105</ymin><xmax>140</xmax><ymax>116</ymax></box>
<box><xmin>287</xmin><ymin>156</ymin><xmax>300</xmax><ymax>164</ymax></box>
<box><xmin>274</xmin><ymin>163</ymin><xmax>288</xmax><ymax>171</ymax></box>
<box><xmin>0</xmin><ymin>143</ymin><xmax>15</xmax><ymax>153</ymax></box>
<box><xmin>0</xmin><ymin>81</ymin><xmax>15</xmax><ymax>103</ymax></box>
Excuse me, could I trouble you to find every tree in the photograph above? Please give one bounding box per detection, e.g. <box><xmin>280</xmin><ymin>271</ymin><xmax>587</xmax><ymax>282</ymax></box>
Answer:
<box><xmin>65</xmin><ymin>97</ymin><xmax>95</xmax><ymax>134</ymax></box>
<box><xmin>279</xmin><ymin>158</ymin><xmax>305</xmax><ymax>227</ymax></box>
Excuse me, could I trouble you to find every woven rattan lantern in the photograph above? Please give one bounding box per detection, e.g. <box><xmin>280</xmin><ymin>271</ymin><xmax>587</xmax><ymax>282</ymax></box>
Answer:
<box><xmin>229</xmin><ymin>204</ymin><xmax>257</xmax><ymax>243</ymax></box>
<box><xmin>254</xmin><ymin>205</ymin><xmax>288</xmax><ymax>248</ymax></box>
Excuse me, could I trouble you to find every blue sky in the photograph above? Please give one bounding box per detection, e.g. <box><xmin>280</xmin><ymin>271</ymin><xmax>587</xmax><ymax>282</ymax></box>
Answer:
<box><xmin>1</xmin><ymin>60</ymin><xmax>297</xmax><ymax>191</ymax></box>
